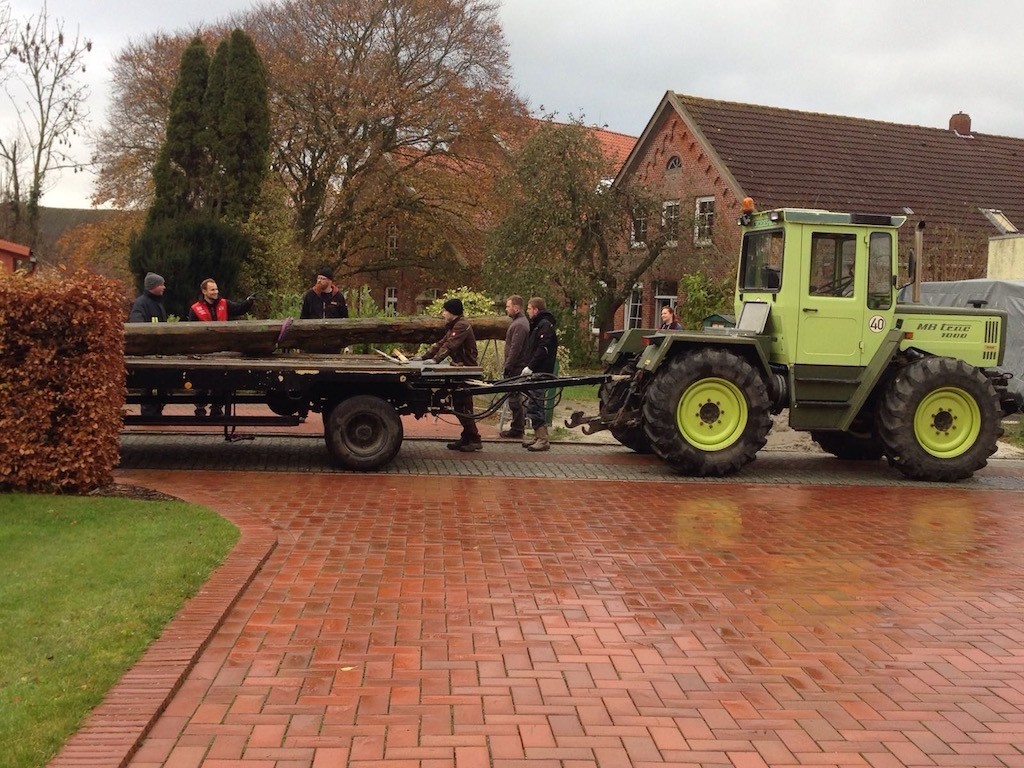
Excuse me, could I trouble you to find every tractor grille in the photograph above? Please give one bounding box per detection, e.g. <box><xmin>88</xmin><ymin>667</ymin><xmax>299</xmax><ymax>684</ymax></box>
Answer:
<box><xmin>986</xmin><ymin>319</ymin><xmax>999</xmax><ymax>345</ymax></box>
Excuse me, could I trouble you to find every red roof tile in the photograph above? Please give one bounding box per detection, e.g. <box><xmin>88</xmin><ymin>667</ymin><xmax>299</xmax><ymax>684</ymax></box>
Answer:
<box><xmin>590</xmin><ymin>127</ymin><xmax>637</xmax><ymax>171</ymax></box>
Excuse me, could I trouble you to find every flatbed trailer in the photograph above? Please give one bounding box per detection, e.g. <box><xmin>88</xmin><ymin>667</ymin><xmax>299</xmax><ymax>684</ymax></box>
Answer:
<box><xmin>125</xmin><ymin>352</ymin><xmax>609</xmax><ymax>470</ymax></box>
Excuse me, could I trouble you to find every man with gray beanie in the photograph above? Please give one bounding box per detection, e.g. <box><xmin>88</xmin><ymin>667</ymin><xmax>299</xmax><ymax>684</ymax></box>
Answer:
<box><xmin>129</xmin><ymin>272</ymin><xmax>168</xmax><ymax>323</ymax></box>
<box><xmin>129</xmin><ymin>272</ymin><xmax>168</xmax><ymax>416</ymax></box>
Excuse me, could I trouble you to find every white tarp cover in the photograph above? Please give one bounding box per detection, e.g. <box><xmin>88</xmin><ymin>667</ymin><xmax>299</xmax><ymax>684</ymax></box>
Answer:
<box><xmin>898</xmin><ymin>279</ymin><xmax>1024</xmax><ymax>402</ymax></box>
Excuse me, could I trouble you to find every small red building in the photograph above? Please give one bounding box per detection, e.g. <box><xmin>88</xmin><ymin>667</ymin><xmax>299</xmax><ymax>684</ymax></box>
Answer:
<box><xmin>0</xmin><ymin>239</ymin><xmax>35</xmax><ymax>274</ymax></box>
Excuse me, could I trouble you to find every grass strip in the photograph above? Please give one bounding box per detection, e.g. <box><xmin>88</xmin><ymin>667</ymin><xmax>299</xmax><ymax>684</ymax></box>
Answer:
<box><xmin>0</xmin><ymin>493</ymin><xmax>238</xmax><ymax>768</ymax></box>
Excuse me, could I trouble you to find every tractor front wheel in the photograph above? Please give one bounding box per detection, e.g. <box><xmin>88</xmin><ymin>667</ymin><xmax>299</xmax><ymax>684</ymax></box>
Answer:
<box><xmin>876</xmin><ymin>357</ymin><xmax>1001</xmax><ymax>481</ymax></box>
<box><xmin>642</xmin><ymin>348</ymin><xmax>772</xmax><ymax>476</ymax></box>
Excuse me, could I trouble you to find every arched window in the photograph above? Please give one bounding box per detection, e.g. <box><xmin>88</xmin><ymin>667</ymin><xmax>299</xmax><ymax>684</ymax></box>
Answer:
<box><xmin>666</xmin><ymin>155</ymin><xmax>682</xmax><ymax>170</ymax></box>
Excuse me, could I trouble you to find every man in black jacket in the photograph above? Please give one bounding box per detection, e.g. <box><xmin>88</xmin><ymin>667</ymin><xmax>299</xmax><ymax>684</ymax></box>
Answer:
<box><xmin>521</xmin><ymin>296</ymin><xmax>558</xmax><ymax>451</ymax></box>
<box><xmin>299</xmin><ymin>268</ymin><xmax>348</xmax><ymax>319</ymax></box>
<box><xmin>128</xmin><ymin>272</ymin><xmax>168</xmax><ymax>324</ymax></box>
<box><xmin>128</xmin><ymin>273</ymin><xmax>168</xmax><ymax>416</ymax></box>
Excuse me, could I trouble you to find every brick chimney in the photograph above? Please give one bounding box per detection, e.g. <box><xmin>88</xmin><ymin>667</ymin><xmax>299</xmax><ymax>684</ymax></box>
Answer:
<box><xmin>949</xmin><ymin>111</ymin><xmax>972</xmax><ymax>135</ymax></box>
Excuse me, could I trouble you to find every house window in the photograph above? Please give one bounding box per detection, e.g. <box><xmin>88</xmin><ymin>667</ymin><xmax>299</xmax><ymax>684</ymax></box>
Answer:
<box><xmin>625</xmin><ymin>285</ymin><xmax>644</xmax><ymax>329</ymax></box>
<box><xmin>419</xmin><ymin>287</ymin><xmax>441</xmax><ymax>314</ymax></box>
<box><xmin>694</xmin><ymin>196</ymin><xmax>715</xmax><ymax>245</ymax></box>
<box><xmin>631</xmin><ymin>213</ymin><xmax>647</xmax><ymax>247</ymax></box>
<box><xmin>654</xmin><ymin>280</ymin><xmax>677</xmax><ymax>314</ymax></box>
<box><xmin>666</xmin><ymin>155</ymin><xmax>682</xmax><ymax>170</ymax></box>
<box><xmin>385</xmin><ymin>286</ymin><xmax>398</xmax><ymax>314</ymax></box>
<box><xmin>386</xmin><ymin>223</ymin><xmax>399</xmax><ymax>257</ymax></box>
<box><xmin>980</xmin><ymin>208</ymin><xmax>1019</xmax><ymax>234</ymax></box>
<box><xmin>662</xmin><ymin>200</ymin><xmax>680</xmax><ymax>246</ymax></box>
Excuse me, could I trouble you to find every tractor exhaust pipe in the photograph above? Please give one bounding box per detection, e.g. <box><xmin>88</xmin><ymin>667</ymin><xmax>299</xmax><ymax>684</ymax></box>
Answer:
<box><xmin>912</xmin><ymin>221</ymin><xmax>925</xmax><ymax>303</ymax></box>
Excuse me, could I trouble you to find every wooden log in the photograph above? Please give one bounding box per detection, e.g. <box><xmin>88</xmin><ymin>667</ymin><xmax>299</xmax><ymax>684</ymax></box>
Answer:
<box><xmin>123</xmin><ymin>315</ymin><xmax>512</xmax><ymax>356</ymax></box>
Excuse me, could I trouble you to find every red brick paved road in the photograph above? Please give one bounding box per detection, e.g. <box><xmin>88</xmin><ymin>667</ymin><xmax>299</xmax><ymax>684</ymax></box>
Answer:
<box><xmin>53</xmin><ymin>469</ymin><xmax>1024</xmax><ymax>768</ymax></box>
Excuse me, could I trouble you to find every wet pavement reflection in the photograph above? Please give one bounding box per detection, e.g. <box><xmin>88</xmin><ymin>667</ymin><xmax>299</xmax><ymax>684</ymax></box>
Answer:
<box><xmin>94</xmin><ymin>471</ymin><xmax>1024</xmax><ymax>768</ymax></box>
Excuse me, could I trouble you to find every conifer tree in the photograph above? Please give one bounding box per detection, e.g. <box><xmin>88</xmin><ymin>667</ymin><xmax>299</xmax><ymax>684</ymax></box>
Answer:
<box><xmin>202</xmin><ymin>38</ymin><xmax>229</xmax><ymax>217</ymax></box>
<box><xmin>148</xmin><ymin>38</ymin><xmax>210</xmax><ymax>223</ymax></box>
<box><xmin>218</xmin><ymin>29</ymin><xmax>269</xmax><ymax>221</ymax></box>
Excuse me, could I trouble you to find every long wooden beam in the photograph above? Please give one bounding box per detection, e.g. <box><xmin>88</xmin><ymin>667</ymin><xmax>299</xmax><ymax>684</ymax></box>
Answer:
<box><xmin>123</xmin><ymin>315</ymin><xmax>512</xmax><ymax>356</ymax></box>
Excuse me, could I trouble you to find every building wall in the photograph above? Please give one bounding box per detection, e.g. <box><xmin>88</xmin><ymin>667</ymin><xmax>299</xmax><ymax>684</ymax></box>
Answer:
<box><xmin>987</xmin><ymin>235</ymin><xmax>1024</xmax><ymax>279</ymax></box>
<box><xmin>612</xmin><ymin>111</ymin><xmax>742</xmax><ymax>329</ymax></box>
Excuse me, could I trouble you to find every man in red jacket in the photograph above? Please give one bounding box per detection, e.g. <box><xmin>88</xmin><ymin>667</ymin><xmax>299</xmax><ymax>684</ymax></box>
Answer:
<box><xmin>188</xmin><ymin>278</ymin><xmax>255</xmax><ymax>416</ymax></box>
<box><xmin>188</xmin><ymin>279</ymin><xmax>255</xmax><ymax>322</ymax></box>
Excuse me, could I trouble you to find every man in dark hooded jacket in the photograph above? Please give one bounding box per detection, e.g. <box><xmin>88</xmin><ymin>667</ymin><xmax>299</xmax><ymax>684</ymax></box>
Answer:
<box><xmin>128</xmin><ymin>272</ymin><xmax>168</xmax><ymax>416</ymax></box>
<box><xmin>520</xmin><ymin>296</ymin><xmax>558</xmax><ymax>451</ymax></box>
<box><xmin>128</xmin><ymin>272</ymin><xmax>168</xmax><ymax>323</ymax></box>
<box><xmin>418</xmin><ymin>297</ymin><xmax>482</xmax><ymax>452</ymax></box>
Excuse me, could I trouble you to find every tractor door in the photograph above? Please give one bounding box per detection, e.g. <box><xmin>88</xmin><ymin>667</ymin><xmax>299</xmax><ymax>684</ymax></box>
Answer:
<box><xmin>795</xmin><ymin>228</ymin><xmax>896</xmax><ymax>367</ymax></box>
<box><xmin>795</xmin><ymin>229</ymin><xmax>863</xmax><ymax>366</ymax></box>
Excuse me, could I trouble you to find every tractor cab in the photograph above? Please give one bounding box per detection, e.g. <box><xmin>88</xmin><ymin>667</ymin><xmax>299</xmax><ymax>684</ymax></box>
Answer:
<box><xmin>736</xmin><ymin>205</ymin><xmax>906</xmax><ymax>371</ymax></box>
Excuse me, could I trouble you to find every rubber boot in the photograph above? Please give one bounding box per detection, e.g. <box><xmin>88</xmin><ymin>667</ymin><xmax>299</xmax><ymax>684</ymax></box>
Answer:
<box><xmin>526</xmin><ymin>425</ymin><xmax>550</xmax><ymax>452</ymax></box>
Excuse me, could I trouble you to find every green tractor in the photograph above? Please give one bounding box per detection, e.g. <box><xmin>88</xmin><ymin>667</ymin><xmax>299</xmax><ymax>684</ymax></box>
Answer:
<box><xmin>585</xmin><ymin>207</ymin><xmax>1010</xmax><ymax>481</ymax></box>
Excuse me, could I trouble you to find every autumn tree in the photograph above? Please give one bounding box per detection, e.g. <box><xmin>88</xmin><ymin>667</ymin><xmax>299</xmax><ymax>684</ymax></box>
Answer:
<box><xmin>483</xmin><ymin>120</ymin><xmax>670</xmax><ymax>358</ymax></box>
<box><xmin>56</xmin><ymin>210</ymin><xmax>146</xmax><ymax>286</ymax></box>
<box><xmin>91</xmin><ymin>33</ymin><xmax>196</xmax><ymax>209</ymax></box>
<box><xmin>0</xmin><ymin>6</ymin><xmax>91</xmax><ymax>247</ymax></box>
<box><xmin>252</xmin><ymin>0</ymin><xmax>523</xmax><ymax>277</ymax></box>
<box><xmin>94</xmin><ymin>0</ymin><xmax>524</xmax><ymax>285</ymax></box>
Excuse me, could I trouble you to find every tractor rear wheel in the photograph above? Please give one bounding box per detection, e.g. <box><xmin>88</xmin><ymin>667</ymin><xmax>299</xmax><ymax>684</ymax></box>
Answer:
<box><xmin>876</xmin><ymin>357</ymin><xmax>1001</xmax><ymax>481</ymax></box>
<box><xmin>642</xmin><ymin>348</ymin><xmax>771</xmax><ymax>476</ymax></box>
<box><xmin>599</xmin><ymin>362</ymin><xmax>652</xmax><ymax>454</ymax></box>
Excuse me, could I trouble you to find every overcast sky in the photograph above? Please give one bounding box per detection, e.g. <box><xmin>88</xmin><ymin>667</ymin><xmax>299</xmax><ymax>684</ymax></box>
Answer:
<box><xmin>6</xmin><ymin>0</ymin><xmax>1023</xmax><ymax>208</ymax></box>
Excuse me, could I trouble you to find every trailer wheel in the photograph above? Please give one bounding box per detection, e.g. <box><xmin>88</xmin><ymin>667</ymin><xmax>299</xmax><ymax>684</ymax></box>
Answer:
<box><xmin>643</xmin><ymin>348</ymin><xmax>771</xmax><ymax>476</ymax></box>
<box><xmin>810</xmin><ymin>427</ymin><xmax>884</xmax><ymax>461</ymax></box>
<box><xmin>876</xmin><ymin>357</ymin><xmax>1001</xmax><ymax>481</ymax></box>
<box><xmin>325</xmin><ymin>395</ymin><xmax>403</xmax><ymax>471</ymax></box>
<box><xmin>599</xmin><ymin>362</ymin><xmax>652</xmax><ymax>454</ymax></box>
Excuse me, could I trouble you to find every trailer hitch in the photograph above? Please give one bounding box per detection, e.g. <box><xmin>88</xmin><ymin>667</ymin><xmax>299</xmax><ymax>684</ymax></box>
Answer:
<box><xmin>564</xmin><ymin>410</ymin><xmax>610</xmax><ymax>435</ymax></box>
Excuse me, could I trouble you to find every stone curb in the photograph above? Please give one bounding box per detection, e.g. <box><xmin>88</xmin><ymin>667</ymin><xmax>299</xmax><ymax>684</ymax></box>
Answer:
<box><xmin>47</xmin><ymin>503</ymin><xmax>277</xmax><ymax>768</ymax></box>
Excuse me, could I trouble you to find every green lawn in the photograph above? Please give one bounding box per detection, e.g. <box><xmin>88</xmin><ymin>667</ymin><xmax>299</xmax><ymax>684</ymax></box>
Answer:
<box><xmin>0</xmin><ymin>493</ymin><xmax>238</xmax><ymax>768</ymax></box>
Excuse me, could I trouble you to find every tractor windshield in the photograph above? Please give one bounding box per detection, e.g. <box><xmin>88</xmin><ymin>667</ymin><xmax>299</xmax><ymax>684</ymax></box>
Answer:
<box><xmin>740</xmin><ymin>229</ymin><xmax>784</xmax><ymax>292</ymax></box>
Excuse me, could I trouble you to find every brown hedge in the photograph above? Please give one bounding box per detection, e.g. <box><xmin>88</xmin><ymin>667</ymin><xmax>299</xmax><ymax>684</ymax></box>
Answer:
<box><xmin>0</xmin><ymin>270</ymin><xmax>126</xmax><ymax>492</ymax></box>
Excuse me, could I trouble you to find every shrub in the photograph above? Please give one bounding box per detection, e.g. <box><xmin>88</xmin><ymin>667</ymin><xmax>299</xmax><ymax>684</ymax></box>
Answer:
<box><xmin>0</xmin><ymin>270</ymin><xmax>125</xmax><ymax>492</ymax></box>
<box><xmin>678</xmin><ymin>271</ymin><xmax>734</xmax><ymax>329</ymax></box>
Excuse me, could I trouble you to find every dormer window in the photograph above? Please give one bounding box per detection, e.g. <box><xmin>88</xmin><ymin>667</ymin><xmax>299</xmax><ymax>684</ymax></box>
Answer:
<box><xmin>980</xmin><ymin>208</ymin><xmax>1019</xmax><ymax>234</ymax></box>
<box><xmin>666</xmin><ymin>155</ymin><xmax>682</xmax><ymax>171</ymax></box>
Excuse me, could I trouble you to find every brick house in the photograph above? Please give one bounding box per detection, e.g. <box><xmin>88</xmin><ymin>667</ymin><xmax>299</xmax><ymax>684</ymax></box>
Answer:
<box><xmin>612</xmin><ymin>91</ymin><xmax>1024</xmax><ymax>329</ymax></box>
<box><xmin>0</xmin><ymin>238</ymin><xmax>35</xmax><ymax>274</ymax></box>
